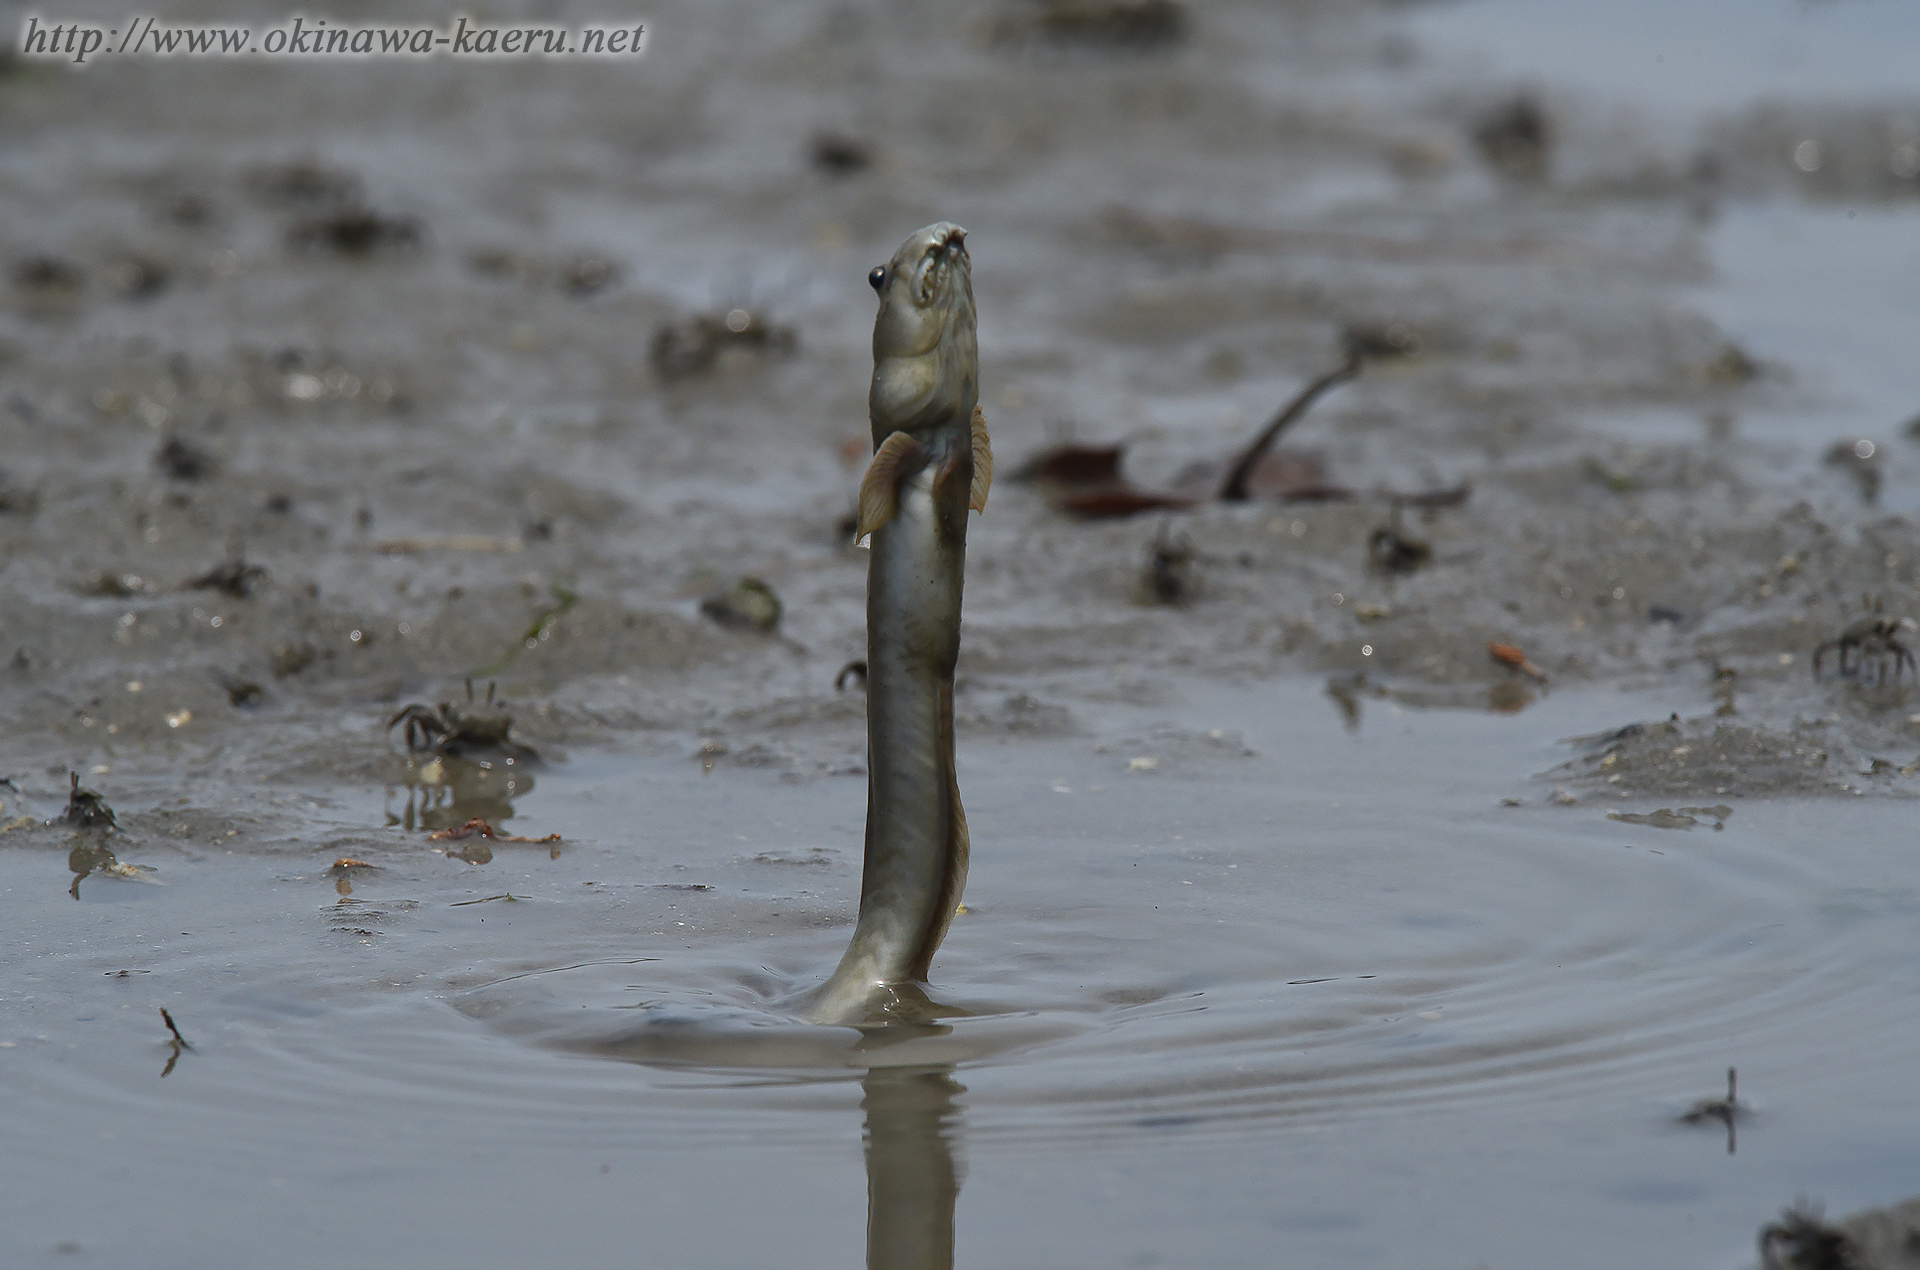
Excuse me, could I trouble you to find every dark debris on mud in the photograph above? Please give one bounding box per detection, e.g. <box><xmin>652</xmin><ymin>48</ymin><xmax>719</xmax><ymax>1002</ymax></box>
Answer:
<box><xmin>1553</xmin><ymin>711</ymin><xmax>1920</xmax><ymax>800</ymax></box>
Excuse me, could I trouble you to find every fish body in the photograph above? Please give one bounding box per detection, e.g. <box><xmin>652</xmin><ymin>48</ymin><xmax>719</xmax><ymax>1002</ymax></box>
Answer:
<box><xmin>805</xmin><ymin>223</ymin><xmax>989</xmax><ymax>1025</ymax></box>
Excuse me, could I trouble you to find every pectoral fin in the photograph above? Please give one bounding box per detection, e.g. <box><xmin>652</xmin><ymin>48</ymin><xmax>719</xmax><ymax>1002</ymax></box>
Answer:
<box><xmin>856</xmin><ymin>430</ymin><xmax>925</xmax><ymax>541</ymax></box>
<box><xmin>969</xmin><ymin>406</ymin><xmax>993</xmax><ymax>513</ymax></box>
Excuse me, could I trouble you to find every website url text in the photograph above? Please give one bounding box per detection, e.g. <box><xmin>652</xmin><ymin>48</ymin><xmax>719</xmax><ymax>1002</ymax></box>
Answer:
<box><xmin>18</xmin><ymin>15</ymin><xmax>649</xmax><ymax>64</ymax></box>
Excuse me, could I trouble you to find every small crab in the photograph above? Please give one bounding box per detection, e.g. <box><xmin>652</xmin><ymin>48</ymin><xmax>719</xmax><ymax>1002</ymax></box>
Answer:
<box><xmin>1759</xmin><ymin>1202</ymin><xmax>1856</xmax><ymax>1270</ymax></box>
<box><xmin>1138</xmin><ymin>522</ymin><xmax>1197</xmax><ymax>605</ymax></box>
<box><xmin>1679</xmin><ymin>1066</ymin><xmax>1744</xmax><ymax>1155</ymax></box>
<box><xmin>1813</xmin><ymin>611</ymin><xmax>1917</xmax><ymax>685</ymax></box>
<box><xmin>386</xmin><ymin>679</ymin><xmax>540</xmax><ymax>765</ymax></box>
<box><xmin>1367</xmin><ymin>500</ymin><xmax>1431</xmax><ymax>574</ymax></box>
<box><xmin>65</xmin><ymin>771</ymin><xmax>117</xmax><ymax>830</ymax></box>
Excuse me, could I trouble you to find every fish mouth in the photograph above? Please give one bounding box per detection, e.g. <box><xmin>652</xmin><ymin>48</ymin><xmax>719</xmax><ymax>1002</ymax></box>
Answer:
<box><xmin>914</xmin><ymin>225</ymin><xmax>968</xmax><ymax>305</ymax></box>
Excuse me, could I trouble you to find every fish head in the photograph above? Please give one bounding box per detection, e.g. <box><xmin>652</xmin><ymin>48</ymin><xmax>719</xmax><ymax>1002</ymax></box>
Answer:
<box><xmin>870</xmin><ymin>222</ymin><xmax>972</xmax><ymax>360</ymax></box>
<box><xmin>869</xmin><ymin>222</ymin><xmax>978</xmax><ymax>434</ymax></box>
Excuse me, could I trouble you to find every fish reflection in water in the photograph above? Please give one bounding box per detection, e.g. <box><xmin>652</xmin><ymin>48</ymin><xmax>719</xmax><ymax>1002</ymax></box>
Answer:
<box><xmin>527</xmin><ymin>1003</ymin><xmax>983</xmax><ymax>1268</ymax></box>
<box><xmin>863</xmin><ymin>1065</ymin><xmax>965</xmax><ymax>1270</ymax></box>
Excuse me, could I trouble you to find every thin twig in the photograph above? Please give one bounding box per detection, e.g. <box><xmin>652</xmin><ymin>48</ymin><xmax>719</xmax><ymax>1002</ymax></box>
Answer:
<box><xmin>1217</xmin><ymin>355</ymin><xmax>1361</xmax><ymax>502</ymax></box>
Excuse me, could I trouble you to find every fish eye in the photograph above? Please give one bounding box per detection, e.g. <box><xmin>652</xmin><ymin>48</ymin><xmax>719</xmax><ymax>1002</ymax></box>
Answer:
<box><xmin>868</xmin><ymin>266</ymin><xmax>886</xmax><ymax>291</ymax></box>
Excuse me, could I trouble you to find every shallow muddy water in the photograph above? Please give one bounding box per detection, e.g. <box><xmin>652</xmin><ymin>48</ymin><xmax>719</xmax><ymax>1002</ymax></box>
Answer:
<box><xmin>4</xmin><ymin>0</ymin><xmax>1920</xmax><ymax>1266</ymax></box>
<box><xmin>8</xmin><ymin>683</ymin><xmax>1920</xmax><ymax>1268</ymax></box>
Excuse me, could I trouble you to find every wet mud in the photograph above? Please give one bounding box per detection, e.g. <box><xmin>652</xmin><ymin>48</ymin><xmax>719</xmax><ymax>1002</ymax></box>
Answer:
<box><xmin>4</xmin><ymin>1</ymin><xmax>1920</xmax><ymax>1267</ymax></box>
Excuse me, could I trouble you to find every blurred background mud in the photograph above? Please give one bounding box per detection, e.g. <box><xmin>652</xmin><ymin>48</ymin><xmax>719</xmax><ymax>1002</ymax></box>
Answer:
<box><xmin>4</xmin><ymin>1</ymin><xmax>1920</xmax><ymax>804</ymax></box>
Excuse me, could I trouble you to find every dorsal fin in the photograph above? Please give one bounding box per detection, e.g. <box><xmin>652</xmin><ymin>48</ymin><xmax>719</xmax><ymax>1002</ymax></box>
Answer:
<box><xmin>855</xmin><ymin>430</ymin><xmax>925</xmax><ymax>541</ymax></box>
<box><xmin>969</xmin><ymin>406</ymin><xmax>993</xmax><ymax>513</ymax></box>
